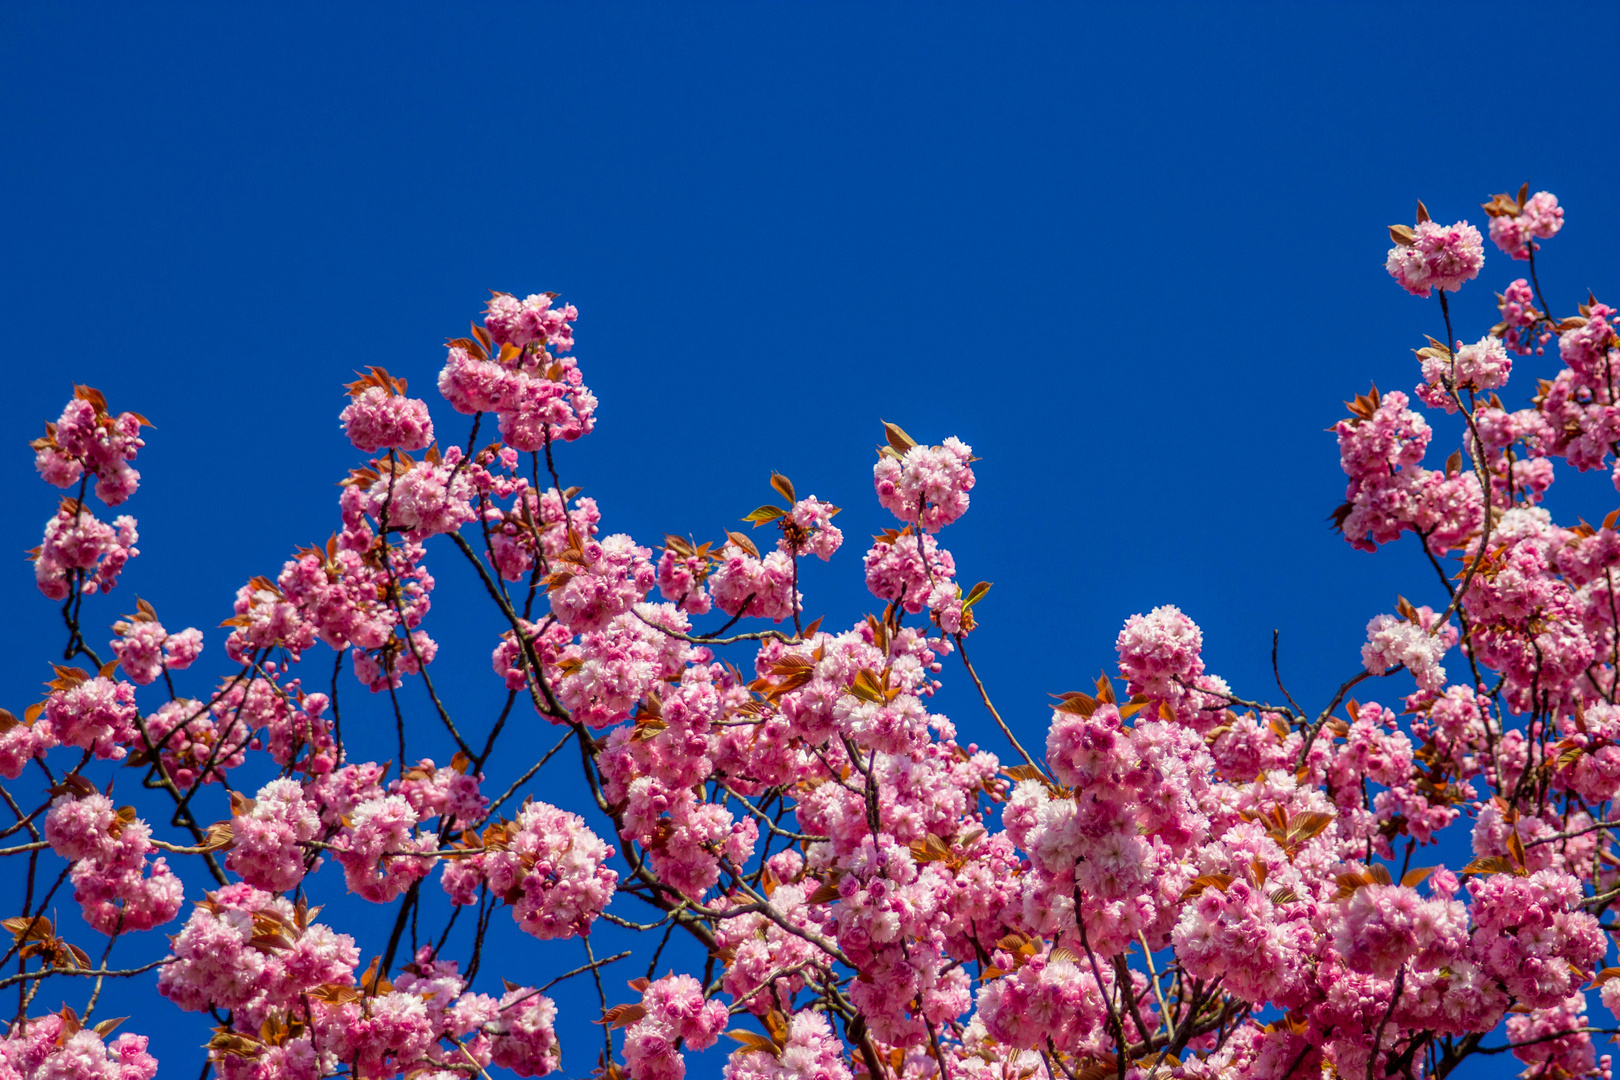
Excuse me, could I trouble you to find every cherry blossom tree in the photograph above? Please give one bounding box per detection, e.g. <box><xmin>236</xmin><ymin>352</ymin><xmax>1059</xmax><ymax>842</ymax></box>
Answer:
<box><xmin>4</xmin><ymin>186</ymin><xmax>1618</xmax><ymax>1080</ymax></box>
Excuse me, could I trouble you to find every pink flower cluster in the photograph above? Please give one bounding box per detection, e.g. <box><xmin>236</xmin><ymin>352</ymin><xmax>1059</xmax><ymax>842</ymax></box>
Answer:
<box><xmin>437</xmin><ymin>295</ymin><xmax>594</xmax><ymax>446</ymax></box>
<box><xmin>45</xmin><ymin>792</ymin><xmax>183</xmax><ymax>934</ymax></box>
<box><xmin>873</xmin><ymin>436</ymin><xmax>975</xmax><ymax>532</ymax></box>
<box><xmin>443</xmin><ymin>799</ymin><xmax>618</xmax><ymax>940</ymax></box>
<box><xmin>32</xmin><ymin>389</ymin><xmax>146</xmax><ymax>505</ymax></box>
<box><xmin>0</xmin><ymin>1011</ymin><xmax>157</xmax><ymax>1080</ymax></box>
<box><xmin>483</xmin><ymin>292</ymin><xmax>578</xmax><ymax>351</ymax></box>
<box><xmin>157</xmin><ymin>884</ymin><xmax>360</xmax><ymax>1021</ymax></box>
<box><xmin>549</xmin><ymin>534</ymin><xmax>656</xmax><ymax>634</ymax></box>
<box><xmin>709</xmin><ymin>541</ymin><xmax>798</xmax><ymax>622</ymax></box>
<box><xmin>32</xmin><ymin>501</ymin><xmax>139</xmax><ymax>601</ymax></box>
<box><xmin>227</xmin><ymin>779</ymin><xmax>323</xmax><ymax>892</ymax></box>
<box><xmin>1333</xmin><ymin>387</ymin><xmax>1483</xmax><ymax>554</ymax></box>
<box><xmin>45</xmin><ymin>673</ymin><xmax>139</xmax><ymax>761</ymax></box>
<box><xmin>621</xmin><ymin>975</ymin><xmax>729</xmax><ymax>1080</ymax></box>
<box><xmin>340</xmin><ymin>385</ymin><xmax>435</xmax><ymax>453</ymax></box>
<box><xmin>722</xmin><ymin>1012</ymin><xmax>851</xmax><ymax>1080</ymax></box>
<box><xmin>1386</xmin><ymin>216</ymin><xmax>1485</xmax><ymax>297</ymax></box>
<box><xmin>110</xmin><ymin>611</ymin><xmax>203</xmax><ymax>685</ymax></box>
<box><xmin>1414</xmin><ymin>334</ymin><xmax>1512</xmax><ymax>412</ymax></box>
<box><xmin>1487</xmin><ymin>190</ymin><xmax>1564</xmax><ymax>259</ymax></box>
<box><xmin>1360</xmin><ymin>606</ymin><xmax>1456</xmax><ymax>693</ymax></box>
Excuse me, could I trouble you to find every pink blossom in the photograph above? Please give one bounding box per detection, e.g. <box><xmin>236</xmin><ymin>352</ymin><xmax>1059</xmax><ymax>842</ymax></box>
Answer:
<box><xmin>32</xmin><ymin>503</ymin><xmax>138</xmax><ymax>600</ymax></box>
<box><xmin>873</xmin><ymin>435</ymin><xmax>975</xmax><ymax>532</ymax></box>
<box><xmin>1360</xmin><ymin>607</ymin><xmax>1455</xmax><ymax>692</ymax></box>
<box><xmin>1116</xmin><ymin>604</ymin><xmax>1204</xmax><ymax>718</ymax></box>
<box><xmin>31</xmin><ymin>391</ymin><xmax>147</xmax><ymax>505</ymax></box>
<box><xmin>484</xmin><ymin>292</ymin><xmax>578</xmax><ymax>351</ymax></box>
<box><xmin>0</xmin><ymin>708</ymin><xmax>57</xmax><ymax>779</ymax></box>
<box><xmin>476</xmin><ymin>800</ymin><xmax>618</xmax><ymax>939</ymax></box>
<box><xmin>1487</xmin><ymin>190</ymin><xmax>1564</xmax><ymax>259</ymax></box>
<box><xmin>709</xmin><ymin>542</ymin><xmax>798</xmax><ymax>623</ymax></box>
<box><xmin>863</xmin><ymin>529</ymin><xmax>955</xmax><ymax>615</ymax></box>
<box><xmin>784</xmin><ymin>496</ymin><xmax>843</xmax><ymax>560</ymax></box>
<box><xmin>158</xmin><ymin>884</ymin><xmax>360</xmax><ymax>1015</ymax></box>
<box><xmin>339</xmin><ymin>379</ymin><xmax>435</xmax><ymax>453</ymax></box>
<box><xmin>1386</xmin><ymin>218</ymin><xmax>1485</xmax><ymax>297</ymax></box>
<box><xmin>487</xmin><ymin>988</ymin><xmax>561</xmax><ymax>1077</ymax></box>
<box><xmin>549</xmin><ymin>533</ymin><xmax>655</xmax><ymax>633</ymax></box>
<box><xmin>722</xmin><ymin>1011</ymin><xmax>851</xmax><ymax>1080</ymax></box>
<box><xmin>1499</xmin><ymin>278</ymin><xmax>1540</xmax><ymax>354</ymax></box>
<box><xmin>1414</xmin><ymin>335</ymin><xmax>1512</xmax><ymax>412</ymax></box>
<box><xmin>110</xmin><ymin>616</ymin><xmax>203</xmax><ymax>685</ymax></box>
<box><xmin>228</xmin><ymin>779</ymin><xmax>323</xmax><ymax>893</ymax></box>
<box><xmin>0</xmin><ymin>1013</ymin><xmax>159</xmax><ymax>1080</ymax></box>
<box><xmin>45</xmin><ymin>674</ymin><xmax>138</xmax><ymax>761</ymax></box>
<box><xmin>623</xmin><ymin>975</ymin><xmax>729</xmax><ymax>1080</ymax></box>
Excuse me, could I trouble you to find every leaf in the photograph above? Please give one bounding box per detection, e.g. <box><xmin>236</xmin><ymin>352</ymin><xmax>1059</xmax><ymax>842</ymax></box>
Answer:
<box><xmin>1334</xmin><ymin>872</ymin><xmax>1371</xmax><ymax>898</ymax></box>
<box><xmin>206</xmin><ymin>1031</ymin><xmax>264</xmax><ymax>1059</ymax></box>
<box><xmin>726</xmin><ymin>1030</ymin><xmax>782</xmax><ymax>1057</ymax></box>
<box><xmin>1461</xmin><ymin>855</ymin><xmax>1524</xmax><ymax>877</ymax></box>
<box><xmin>805</xmin><ymin>874</ymin><xmax>842</xmax><ymax>906</ymax></box>
<box><xmin>1073</xmin><ymin>1056</ymin><xmax>1122</xmax><ymax>1080</ymax></box>
<box><xmin>849</xmin><ymin>668</ymin><xmax>886</xmax><ymax>703</ymax></box>
<box><xmin>1592</xmin><ymin>967</ymin><xmax>1620</xmax><ymax>989</ymax></box>
<box><xmin>73</xmin><ymin>385</ymin><xmax>108</xmax><ymax>414</ymax></box>
<box><xmin>1388</xmin><ymin>223</ymin><xmax>1416</xmax><ymax>246</ymax></box>
<box><xmin>1052</xmin><ymin>691</ymin><xmax>1097</xmax><ymax>717</ymax></box>
<box><xmin>1180</xmin><ymin>874</ymin><xmax>1234</xmax><ymax>900</ymax></box>
<box><xmin>203</xmin><ymin>821</ymin><xmax>236</xmax><ymax>852</ymax></box>
<box><xmin>92</xmin><ymin>1017</ymin><xmax>127</xmax><ymax>1038</ymax></box>
<box><xmin>880</xmin><ymin>421</ymin><xmax>917</xmax><ymax>454</ymax></box>
<box><xmin>3</xmin><ymin>916</ymin><xmax>52</xmax><ymax>942</ymax></box>
<box><xmin>450</xmin><ymin>750</ymin><xmax>473</xmax><ymax>774</ymax></box>
<box><xmin>962</xmin><ymin>581</ymin><xmax>992</xmax><ymax>608</ymax></box>
<box><xmin>1401</xmin><ymin>866</ymin><xmax>1436</xmax><ymax>888</ymax></box>
<box><xmin>742</xmin><ymin>505</ymin><xmax>786</xmax><ymax>526</ymax></box>
<box><xmin>1094</xmin><ymin>672</ymin><xmax>1116</xmax><ymax>704</ymax></box>
<box><xmin>1506</xmin><ymin>828</ymin><xmax>1527</xmax><ymax>868</ymax></box>
<box><xmin>596</xmin><ymin>1003</ymin><xmax>647</xmax><ymax>1029</ymax></box>
<box><xmin>725</xmin><ymin>531</ymin><xmax>760</xmax><ymax>559</ymax></box>
<box><xmin>308</xmin><ymin>984</ymin><xmax>361</xmax><ymax>1005</ymax></box>
<box><xmin>769</xmin><ymin>473</ymin><xmax>796</xmax><ymax>504</ymax></box>
<box><xmin>909</xmin><ymin>834</ymin><xmax>954</xmax><ymax>864</ymax></box>
<box><xmin>1286</xmin><ymin>811</ymin><xmax>1335</xmax><ymax>846</ymax></box>
<box><xmin>1518</xmin><ymin>182</ymin><xmax>1529</xmax><ymax>208</ymax></box>
<box><xmin>1415</xmin><ymin>200</ymin><xmax>1431</xmax><ymax>223</ymax></box>
<box><xmin>1269</xmin><ymin>887</ymin><xmax>1300</xmax><ymax>905</ymax></box>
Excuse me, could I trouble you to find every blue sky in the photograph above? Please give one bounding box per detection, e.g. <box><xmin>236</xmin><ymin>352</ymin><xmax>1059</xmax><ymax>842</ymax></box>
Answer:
<box><xmin>3</xmin><ymin>4</ymin><xmax>1619</xmax><ymax>1077</ymax></box>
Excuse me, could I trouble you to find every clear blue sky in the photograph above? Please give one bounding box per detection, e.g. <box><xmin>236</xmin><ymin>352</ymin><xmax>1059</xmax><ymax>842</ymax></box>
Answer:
<box><xmin>3</xmin><ymin>4</ymin><xmax>1618</xmax><ymax>1077</ymax></box>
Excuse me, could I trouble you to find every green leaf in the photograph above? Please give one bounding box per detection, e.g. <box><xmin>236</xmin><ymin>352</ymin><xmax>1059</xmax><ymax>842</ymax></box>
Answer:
<box><xmin>742</xmin><ymin>505</ymin><xmax>786</xmax><ymax>526</ymax></box>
